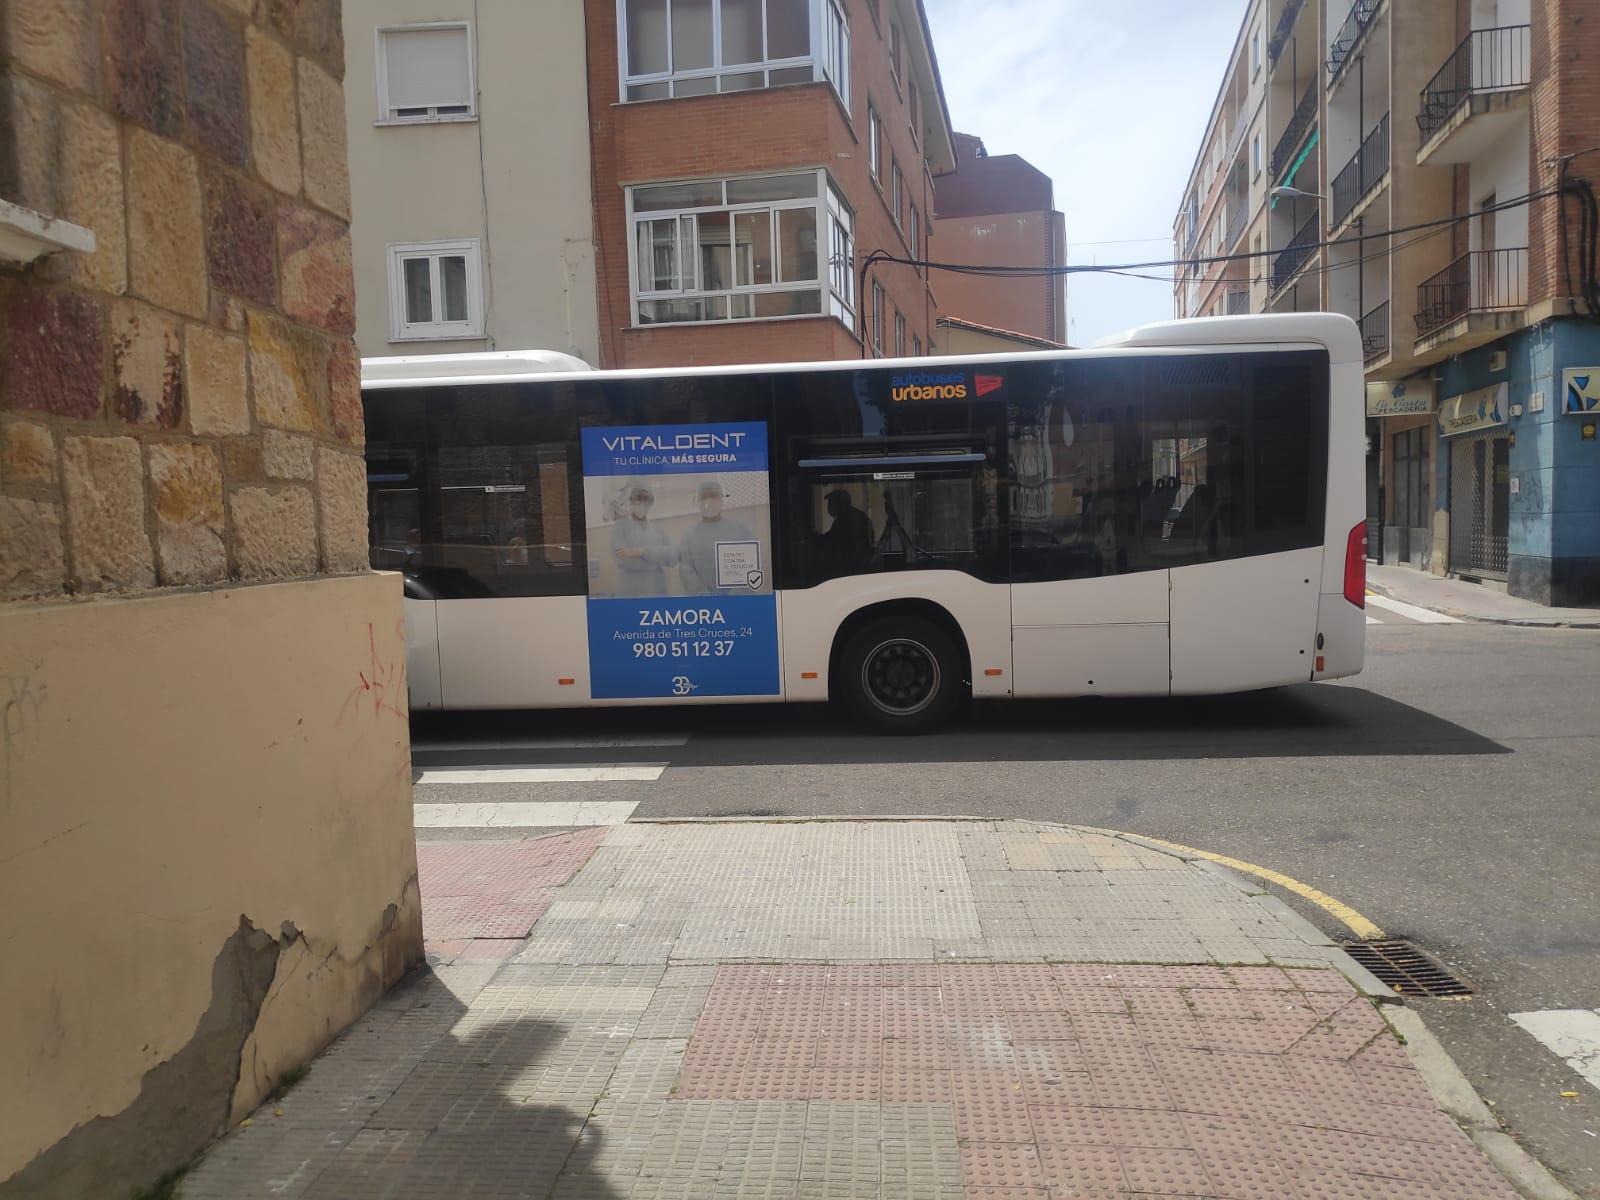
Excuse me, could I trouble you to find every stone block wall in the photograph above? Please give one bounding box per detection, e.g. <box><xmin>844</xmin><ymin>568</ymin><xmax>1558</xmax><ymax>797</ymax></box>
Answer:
<box><xmin>0</xmin><ymin>0</ymin><xmax>365</xmax><ymax>601</ymax></box>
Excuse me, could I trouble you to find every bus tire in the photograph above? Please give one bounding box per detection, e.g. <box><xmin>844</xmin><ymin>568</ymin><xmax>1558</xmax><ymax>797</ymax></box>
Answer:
<box><xmin>838</xmin><ymin>615</ymin><xmax>963</xmax><ymax>735</ymax></box>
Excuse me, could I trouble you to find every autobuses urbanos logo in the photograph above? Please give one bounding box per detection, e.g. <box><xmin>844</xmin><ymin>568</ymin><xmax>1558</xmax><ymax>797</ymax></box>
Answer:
<box><xmin>889</xmin><ymin>372</ymin><xmax>1004</xmax><ymax>403</ymax></box>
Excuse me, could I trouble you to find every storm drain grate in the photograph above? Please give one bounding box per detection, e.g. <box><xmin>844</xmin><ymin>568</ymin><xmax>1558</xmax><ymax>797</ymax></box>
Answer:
<box><xmin>1342</xmin><ymin>939</ymin><xmax>1473</xmax><ymax>998</ymax></box>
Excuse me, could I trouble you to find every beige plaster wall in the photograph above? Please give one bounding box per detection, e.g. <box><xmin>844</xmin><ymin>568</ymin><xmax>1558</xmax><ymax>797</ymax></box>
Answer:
<box><xmin>343</xmin><ymin>0</ymin><xmax>600</xmax><ymax>361</ymax></box>
<box><xmin>0</xmin><ymin>572</ymin><xmax>421</xmax><ymax>1195</ymax></box>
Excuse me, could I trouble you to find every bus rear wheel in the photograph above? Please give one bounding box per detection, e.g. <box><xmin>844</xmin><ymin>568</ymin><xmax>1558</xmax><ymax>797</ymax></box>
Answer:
<box><xmin>839</xmin><ymin>616</ymin><xmax>963</xmax><ymax>735</ymax></box>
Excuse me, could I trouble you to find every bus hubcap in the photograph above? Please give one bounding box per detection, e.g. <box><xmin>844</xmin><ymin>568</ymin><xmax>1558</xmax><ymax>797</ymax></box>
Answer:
<box><xmin>862</xmin><ymin>639</ymin><xmax>940</xmax><ymax>716</ymax></box>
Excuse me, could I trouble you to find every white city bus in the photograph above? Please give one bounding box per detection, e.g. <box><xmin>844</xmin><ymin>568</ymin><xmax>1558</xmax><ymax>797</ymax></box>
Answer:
<box><xmin>363</xmin><ymin>314</ymin><xmax>1366</xmax><ymax>733</ymax></box>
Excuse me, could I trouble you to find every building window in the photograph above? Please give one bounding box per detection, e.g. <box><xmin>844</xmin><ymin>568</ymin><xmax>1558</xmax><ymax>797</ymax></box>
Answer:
<box><xmin>1251</xmin><ymin>27</ymin><xmax>1261</xmax><ymax>75</ymax></box>
<box><xmin>375</xmin><ymin>23</ymin><xmax>475</xmax><ymax>124</ymax></box>
<box><xmin>628</xmin><ymin>170</ymin><xmax>855</xmax><ymax>326</ymax></box>
<box><xmin>891</xmin><ymin>159</ymin><xmax>904</xmax><ymax>227</ymax></box>
<box><xmin>865</xmin><ymin>0</ymin><xmax>880</xmax><ymax>30</ymax></box>
<box><xmin>908</xmin><ymin>78</ymin><xmax>920</xmax><ymax>142</ymax></box>
<box><xmin>909</xmin><ymin>202</ymin><xmax>921</xmax><ymax>268</ymax></box>
<box><xmin>869</xmin><ymin>104</ymin><xmax>882</xmax><ymax>183</ymax></box>
<box><xmin>912</xmin><ymin>333</ymin><xmax>922</xmax><ymax>356</ymax></box>
<box><xmin>1251</xmin><ymin>132</ymin><xmax>1261</xmax><ymax>176</ymax></box>
<box><xmin>894</xmin><ymin>309</ymin><xmax>905</xmax><ymax>356</ymax></box>
<box><xmin>889</xmin><ymin>21</ymin><xmax>902</xmax><ymax>90</ymax></box>
<box><xmin>386</xmin><ymin>239</ymin><xmax>484</xmax><ymax>340</ymax></box>
<box><xmin>827</xmin><ymin>186</ymin><xmax>855</xmax><ymax>324</ymax></box>
<box><xmin>870</xmin><ymin>281</ymin><xmax>884</xmax><ymax>355</ymax></box>
<box><xmin>619</xmin><ymin>0</ymin><xmax>846</xmax><ymax>105</ymax></box>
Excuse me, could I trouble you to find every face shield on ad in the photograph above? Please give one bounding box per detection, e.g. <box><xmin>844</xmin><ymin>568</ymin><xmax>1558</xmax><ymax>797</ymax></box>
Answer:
<box><xmin>696</xmin><ymin>481</ymin><xmax>724</xmax><ymax>519</ymax></box>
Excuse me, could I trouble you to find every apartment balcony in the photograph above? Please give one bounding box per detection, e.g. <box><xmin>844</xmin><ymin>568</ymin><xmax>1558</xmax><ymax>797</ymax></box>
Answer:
<box><xmin>1272</xmin><ymin>213</ymin><xmax>1319</xmax><ymax>292</ymax></box>
<box><xmin>1328</xmin><ymin>0</ymin><xmax>1382</xmax><ymax>86</ymax></box>
<box><xmin>1271</xmin><ymin>83</ymin><xmax>1317</xmax><ymax>180</ymax></box>
<box><xmin>1417</xmin><ymin>25</ymin><xmax>1530</xmax><ymax>165</ymax></box>
<box><xmin>1226</xmin><ymin>288</ymin><xmax>1250</xmax><ymax>315</ymax></box>
<box><xmin>1414</xmin><ymin>248</ymin><xmax>1527</xmax><ymax>355</ymax></box>
<box><xmin>1268</xmin><ymin>0</ymin><xmax>1306</xmax><ymax>68</ymax></box>
<box><xmin>1224</xmin><ymin>199</ymin><xmax>1248</xmax><ymax>251</ymax></box>
<box><xmin>1359</xmin><ymin>300</ymin><xmax>1389</xmax><ymax>366</ymax></box>
<box><xmin>1330</xmin><ymin>114</ymin><xmax>1389</xmax><ymax>231</ymax></box>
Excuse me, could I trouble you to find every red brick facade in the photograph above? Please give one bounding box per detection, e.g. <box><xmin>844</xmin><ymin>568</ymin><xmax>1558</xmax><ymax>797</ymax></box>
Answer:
<box><xmin>584</xmin><ymin>0</ymin><xmax>939</xmax><ymax>368</ymax></box>
<box><xmin>1528</xmin><ymin>1</ymin><xmax>1600</xmax><ymax>309</ymax></box>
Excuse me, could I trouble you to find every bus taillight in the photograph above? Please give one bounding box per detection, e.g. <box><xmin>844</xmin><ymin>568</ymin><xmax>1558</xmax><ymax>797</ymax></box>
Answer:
<box><xmin>1345</xmin><ymin>523</ymin><xmax>1367</xmax><ymax>609</ymax></box>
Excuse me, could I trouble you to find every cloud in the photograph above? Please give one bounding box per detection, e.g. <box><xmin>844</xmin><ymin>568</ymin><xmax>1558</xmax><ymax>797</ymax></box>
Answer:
<box><xmin>924</xmin><ymin>0</ymin><xmax>1248</xmax><ymax>344</ymax></box>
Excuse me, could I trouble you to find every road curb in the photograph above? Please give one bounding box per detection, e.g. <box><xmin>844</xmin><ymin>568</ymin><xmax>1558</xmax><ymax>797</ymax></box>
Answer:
<box><xmin>1367</xmin><ymin>581</ymin><xmax>1600</xmax><ymax>629</ymax></box>
<box><xmin>1385</xmin><ymin>1006</ymin><xmax>1578</xmax><ymax>1200</ymax></box>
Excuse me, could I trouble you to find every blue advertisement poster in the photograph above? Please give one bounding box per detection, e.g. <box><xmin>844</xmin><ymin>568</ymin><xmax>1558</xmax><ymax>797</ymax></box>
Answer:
<box><xmin>580</xmin><ymin>422</ymin><xmax>780</xmax><ymax>699</ymax></box>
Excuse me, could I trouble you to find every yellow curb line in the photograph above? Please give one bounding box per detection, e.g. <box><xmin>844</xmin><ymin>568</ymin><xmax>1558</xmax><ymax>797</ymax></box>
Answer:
<box><xmin>1132</xmin><ymin>834</ymin><xmax>1388</xmax><ymax>942</ymax></box>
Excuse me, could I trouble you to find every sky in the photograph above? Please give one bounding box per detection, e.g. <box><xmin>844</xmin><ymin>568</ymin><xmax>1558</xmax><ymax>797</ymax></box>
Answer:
<box><xmin>922</xmin><ymin>0</ymin><xmax>1250</xmax><ymax>347</ymax></box>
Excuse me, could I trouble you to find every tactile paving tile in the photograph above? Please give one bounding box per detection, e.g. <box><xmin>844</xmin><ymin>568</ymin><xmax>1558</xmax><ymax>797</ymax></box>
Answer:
<box><xmin>960</xmin><ymin>1141</ymin><xmax>1046</xmax><ymax>1190</ymax></box>
<box><xmin>417</xmin><ymin>828</ymin><xmax>609</xmax><ymax>941</ymax></box>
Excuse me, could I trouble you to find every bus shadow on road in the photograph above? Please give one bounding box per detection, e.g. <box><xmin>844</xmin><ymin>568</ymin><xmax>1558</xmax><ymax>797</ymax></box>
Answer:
<box><xmin>415</xmin><ymin>683</ymin><xmax>1509</xmax><ymax>765</ymax></box>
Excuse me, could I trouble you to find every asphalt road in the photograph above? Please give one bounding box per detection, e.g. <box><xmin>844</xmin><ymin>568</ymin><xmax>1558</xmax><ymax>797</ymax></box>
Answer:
<box><xmin>412</xmin><ymin>616</ymin><xmax>1600</xmax><ymax>1196</ymax></box>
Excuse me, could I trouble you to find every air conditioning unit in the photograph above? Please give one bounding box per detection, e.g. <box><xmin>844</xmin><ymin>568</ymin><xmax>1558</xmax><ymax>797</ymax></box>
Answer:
<box><xmin>1488</xmin><ymin>350</ymin><xmax>1508</xmax><ymax>372</ymax></box>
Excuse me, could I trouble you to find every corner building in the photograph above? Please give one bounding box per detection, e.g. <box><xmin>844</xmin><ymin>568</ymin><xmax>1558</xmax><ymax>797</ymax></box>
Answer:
<box><xmin>586</xmin><ymin>0</ymin><xmax>955</xmax><ymax>368</ymax></box>
<box><xmin>1175</xmin><ymin>0</ymin><xmax>1600</xmax><ymax>605</ymax></box>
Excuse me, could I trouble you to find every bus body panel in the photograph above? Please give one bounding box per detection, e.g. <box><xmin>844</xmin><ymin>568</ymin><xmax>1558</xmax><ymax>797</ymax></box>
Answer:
<box><xmin>1313</xmin><ymin>592</ymin><xmax>1365</xmax><ymax>681</ymax></box>
<box><xmin>1169</xmin><ymin>548</ymin><xmax>1323</xmax><ymax>694</ymax></box>
<box><xmin>1010</xmin><ymin>572</ymin><xmax>1170</xmax><ymax>698</ymax></box>
<box><xmin>1319</xmin><ymin>356</ymin><xmax>1369</xmax><ymax>601</ymax></box>
<box><xmin>437</xmin><ymin>596</ymin><xmax>590</xmax><ymax>709</ymax></box>
<box><xmin>404</xmin><ymin>595</ymin><xmax>443</xmax><ymax>710</ymax></box>
<box><xmin>779</xmin><ymin>573</ymin><xmax>1015</xmax><ymax>701</ymax></box>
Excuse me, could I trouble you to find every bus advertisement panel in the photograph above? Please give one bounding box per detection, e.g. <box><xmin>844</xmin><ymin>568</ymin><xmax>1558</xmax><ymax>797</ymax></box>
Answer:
<box><xmin>580</xmin><ymin>422</ymin><xmax>779</xmax><ymax>700</ymax></box>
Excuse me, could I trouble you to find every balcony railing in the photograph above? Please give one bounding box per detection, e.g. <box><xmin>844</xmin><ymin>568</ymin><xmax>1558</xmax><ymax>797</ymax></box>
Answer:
<box><xmin>1359</xmin><ymin>301</ymin><xmax>1389</xmax><ymax>363</ymax></box>
<box><xmin>1272</xmin><ymin>213</ymin><xmax>1319</xmax><ymax>291</ymax></box>
<box><xmin>1269</xmin><ymin>0</ymin><xmax>1307</xmax><ymax>66</ymax></box>
<box><xmin>1414</xmin><ymin>248</ymin><xmax>1528</xmax><ymax>337</ymax></box>
<box><xmin>1328</xmin><ymin>0</ymin><xmax>1380</xmax><ymax>79</ymax></box>
<box><xmin>1331</xmin><ymin>113</ymin><xmax>1389</xmax><ymax>228</ymax></box>
<box><xmin>1226</xmin><ymin>289</ymin><xmax>1250</xmax><ymax>315</ymax></box>
<box><xmin>1417</xmin><ymin>25</ymin><xmax>1531</xmax><ymax>142</ymax></box>
<box><xmin>1225</xmin><ymin>199</ymin><xmax>1248</xmax><ymax>250</ymax></box>
<box><xmin>1271</xmin><ymin>83</ymin><xmax>1318</xmax><ymax>179</ymax></box>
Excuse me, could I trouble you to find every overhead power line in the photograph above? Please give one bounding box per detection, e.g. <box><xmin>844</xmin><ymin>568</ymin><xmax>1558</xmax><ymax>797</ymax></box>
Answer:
<box><xmin>863</xmin><ymin>187</ymin><xmax>1565</xmax><ymax>283</ymax></box>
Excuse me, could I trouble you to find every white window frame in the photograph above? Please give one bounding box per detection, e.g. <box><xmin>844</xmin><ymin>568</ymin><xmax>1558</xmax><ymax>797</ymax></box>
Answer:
<box><xmin>374</xmin><ymin>22</ymin><xmax>477</xmax><ymax>125</ymax></box>
<box><xmin>1251</xmin><ymin>27</ymin><xmax>1261</xmax><ymax>75</ymax></box>
<box><xmin>889</xmin><ymin>21</ymin><xmax>902</xmax><ymax>93</ymax></box>
<box><xmin>869</xmin><ymin>103</ymin><xmax>882</xmax><ymax>183</ymax></box>
<box><xmin>617</xmin><ymin>0</ymin><xmax>848</xmax><ymax>106</ymax></box>
<box><xmin>386</xmin><ymin>239</ymin><xmax>485</xmax><ymax>341</ymax></box>
<box><xmin>1251</xmin><ymin>132</ymin><xmax>1262</xmax><ymax>177</ymax></box>
<box><xmin>909</xmin><ymin>202</ymin><xmax>921</xmax><ymax>269</ymax></box>
<box><xmin>891</xmin><ymin>158</ymin><xmax>904</xmax><ymax>228</ymax></box>
<box><xmin>625</xmin><ymin>169</ymin><xmax>855</xmax><ymax>329</ymax></box>
<box><xmin>827</xmin><ymin>184</ymin><xmax>856</xmax><ymax>325</ymax></box>
<box><xmin>894</xmin><ymin>308</ymin><xmax>905</xmax><ymax>356</ymax></box>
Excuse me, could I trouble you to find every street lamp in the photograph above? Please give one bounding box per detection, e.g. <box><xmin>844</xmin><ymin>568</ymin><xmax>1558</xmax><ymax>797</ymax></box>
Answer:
<box><xmin>1271</xmin><ymin>185</ymin><xmax>1325</xmax><ymax>205</ymax></box>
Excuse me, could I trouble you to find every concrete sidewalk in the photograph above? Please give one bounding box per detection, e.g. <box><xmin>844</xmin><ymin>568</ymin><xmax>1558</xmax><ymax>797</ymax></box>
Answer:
<box><xmin>1368</xmin><ymin>563</ymin><xmax>1600</xmax><ymax>628</ymax></box>
<box><xmin>183</xmin><ymin>821</ymin><xmax>1562</xmax><ymax>1199</ymax></box>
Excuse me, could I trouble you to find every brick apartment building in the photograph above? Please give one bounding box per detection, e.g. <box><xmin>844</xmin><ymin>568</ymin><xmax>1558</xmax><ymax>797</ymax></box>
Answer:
<box><xmin>344</xmin><ymin>0</ymin><xmax>1034</xmax><ymax>371</ymax></box>
<box><xmin>1175</xmin><ymin>0</ymin><xmax>1600</xmax><ymax>605</ymax></box>
<box><xmin>931</xmin><ymin>132</ymin><xmax>1068</xmax><ymax>351</ymax></box>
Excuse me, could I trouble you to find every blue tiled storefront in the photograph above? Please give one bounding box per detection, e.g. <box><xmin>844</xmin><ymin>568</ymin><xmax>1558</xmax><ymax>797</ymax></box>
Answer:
<box><xmin>1434</xmin><ymin>318</ymin><xmax>1600</xmax><ymax>605</ymax></box>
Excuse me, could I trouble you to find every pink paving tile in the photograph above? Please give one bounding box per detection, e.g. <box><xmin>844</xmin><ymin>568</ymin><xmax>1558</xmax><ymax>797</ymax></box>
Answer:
<box><xmin>807</xmin><ymin>1067</ymin><xmax>880</xmax><ymax>1101</ymax></box>
<box><xmin>1118</xmin><ymin>1146</ymin><xmax>1213</xmax><ymax>1195</ymax></box>
<box><xmin>1035</xmin><ymin>1142</ymin><xmax>1127</xmax><ymax>1195</ymax></box>
<box><xmin>1004</xmin><ymin>1010</ymin><xmax>1076</xmax><ymax>1041</ymax></box>
<box><xmin>1285</xmin><ymin>966</ymin><xmax>1358</xmax><ymax>994</ymax></box>
<box><xmin>960</xmin><ymin>1142</ymin><xmax>1046</xmax><ymax>1191</ymax></box>
<box><xmin>1185</xmin><ymin>988</ymin><xmax>1261</xmax><ymax>1020</ymax></box>
<box><xmin>1018</xmin><ymin>1071</ymin><xmax>1097</xmax><ymax>1107</ymax></box>
<box><xmin>1224</xmin><ymin>965</ymin><xmax>1295</xmax><ymax>990</ymax></box>
<box><xmin>951</xmin><ymin>1095</ymin><xmax>1035</xmax><ymax>1142</ymax></box>
<box><xmin>878</xmin><ymin>1068</ymin><xmax>952</xmax><ymax>1103</ymax></box>
<box><xmin>415</xmin><ymin>828</ymin><xmax>607</xmax><ymax>940</ymax></box>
